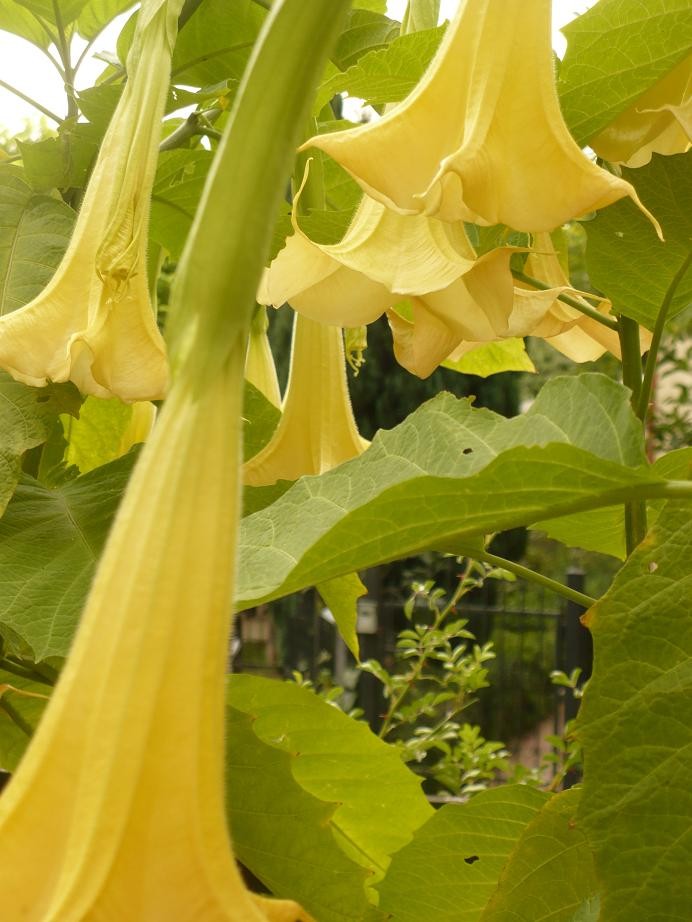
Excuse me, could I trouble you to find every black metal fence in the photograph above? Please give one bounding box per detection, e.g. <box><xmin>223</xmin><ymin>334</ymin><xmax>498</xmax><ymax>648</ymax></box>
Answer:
<box><xmin>234</xmin><ymin>569</ymin><xmax>592</xmax><ymax>772</ymax></box>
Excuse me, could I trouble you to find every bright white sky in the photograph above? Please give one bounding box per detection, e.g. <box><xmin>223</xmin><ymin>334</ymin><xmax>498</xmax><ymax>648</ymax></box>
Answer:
<box><xmin>0</xmin><ymin>0</ymin><xmax>594</xmax><ymax>135</ymax></box>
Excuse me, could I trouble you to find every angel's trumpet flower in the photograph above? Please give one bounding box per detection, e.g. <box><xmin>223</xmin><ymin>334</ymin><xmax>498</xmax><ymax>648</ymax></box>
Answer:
<box><xmin>244</xmin><ymin>312</ymin><xmax>367</xmax><ymax>486</ymax></box>
<box><xmin>259</xmin><ymin>195</ymin><xmax>619</xmax><ymax>378</ymax></box>
<box><xmin>245</xmin><ymin>305</ymin><xmax>281</xmax><ymax>407</ymax></box>
<box><xmin>301</xmin><ymin>0</ymin><xmax>660</xmax><ymax>235</ymax></box>
<box><xmin>0</xmin><ymin>0</ymin><xmax>347</xmax><ymax>916</ymax></box>
<box><xmin>0</xmin><ymin>0</ymin><xmax>179</xmax><ymax>401</ymax></box>
<box><xmin>590</xmin><ymin>55</ymin><xmax>691</xmax><ymax>168</ymax></box>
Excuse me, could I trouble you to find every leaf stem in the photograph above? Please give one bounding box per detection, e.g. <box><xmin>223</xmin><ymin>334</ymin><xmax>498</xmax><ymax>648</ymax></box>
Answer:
<box><xmin>0</xmin><ymin>79</ymin><xmax>63</xmax><ymax>125</ymax></box>
<box><xmin>0</xmin><ymin>697</ymin><xmax>34</xmax><ymax>737</ymax></box>
<box><xmin>617</xmin><ymin>314</ymin><xmax>646</xmax><ymax>553</ymax></box>
<box><xmin>636</xmin><ymin>249</ymin><xmax>692</xmax><ymax>422</ymax></box>
<box><xmin>51</xmin><ymin>0</ymin><xmax>78</xmax><ymax>119</ymax></box>
<box><xmin>159</xmin><ymin>109</ymin><xmax>223</xmax><ymax>151</ymax></box>
<box><xmin>0</xmin><ymin>657</ymin><xmax>55</xmax><ymax>686</ymax></box>
<box><xmin>511</xmin><ymin>270</ymin><xmax>619</xmax><ymax>331</ymax></box>
<box><xmin>468</xmin><ymin>549</ymin><xmax>596</xmax><ymax>609</ymax></box>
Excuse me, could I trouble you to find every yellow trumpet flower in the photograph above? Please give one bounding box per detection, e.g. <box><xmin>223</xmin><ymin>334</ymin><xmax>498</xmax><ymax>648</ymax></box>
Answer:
<box><xmin>590</xmin><ymin>55</ymin><xmax>692</xmax><ymax>168</ymax></box>
<box><xmin>245</xmin><ymin>305</ymin><xmax>282</xmax><ymax>407</ymax></box>
<box><xmin>301</xmin><ymin>0</ymin><xmax>660</xmax><ymax>234</ymax></box>
<box><xmin>0</xmin><ymin>362</ymin><xmax>312</xmax><ymax>921</ymax></box>
<box><xmin>0</xmin><ymin>0</ymin><xmax>179</xmax><ymax>402</ymax></box>
<box><xmin>259</xmin><ymin>194</ymin><xmax>621</xmax><ymax>377</ymax></box>
<box><xmin>244</xmin><ymin>312</ymin><xmax>367</xmax><ymax>486</ymax></box>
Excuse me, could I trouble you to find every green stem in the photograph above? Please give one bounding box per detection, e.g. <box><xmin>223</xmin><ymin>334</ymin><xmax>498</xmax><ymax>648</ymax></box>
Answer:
<box><xmin>0</xmin><ymin>698</ymin><xmax>34</xmax><ymax>737</ymax></box>
<box><xmin>159</xmin><ymin>109</ymin><xmax>223</xmax><ymax>151</ymax></box>
<box><xmin>51</xmin><ymin>0</ymin><xmax>78</xmax><ymax>119</ymax></box>
<box><xmin>469</xmin><ymin>549</ymin><xmax>596</xmax><ymax>609</ymax></box>
<box><xmin>0</xmin><ymin>658</ymin><xmax>53</xmax><ymax>686</ymax></box>
<box><xmin>636</xmin><ymin>249</ymin><xmax>692</xmax><ymax>422</ymax></box>
<box><xmin>402</xmin><ymin>0</ymin><xmax>441</xmax><ymax>32</ymax></box>
<box><xmin>617</xmin><ymin>314</ymin><xmax>646</xmax><ymax>553</ymax></box>
<box><xmin>512</xmin><ymin>270</ymin><xmax>619</xmax><ymax>331</ymax></box>
<box><xmin>0</xmin><ymin>79</ymin><xmax>63</xmax><ymax>124</ymax></box>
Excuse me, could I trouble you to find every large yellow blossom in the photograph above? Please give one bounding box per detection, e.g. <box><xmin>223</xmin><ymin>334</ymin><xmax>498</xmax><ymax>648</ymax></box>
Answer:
<box><xmin>590</xmin><ymin>55</ymin><xmax>691</xmax><ymax>168</ymax></box>
<box><xmin>259</xmin><ymin>195</ymin><xmax>621</xmax><ymax>378</ymax></box>
<box><xmin>301</xmin><ymin>0</ymin><xmax>660</xmax><ymax>234</ymax></box>
<box><xmin>0</xmin><ymin>0</ymin><xmax>178</xmax><ymax>401</ymax></box>
<box><xmin>244</xmin><ymin>312</ymin><xmax>367</xmax><ymax>485</ymax></box>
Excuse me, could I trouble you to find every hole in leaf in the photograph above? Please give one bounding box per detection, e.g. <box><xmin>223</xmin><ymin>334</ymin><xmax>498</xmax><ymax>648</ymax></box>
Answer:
<box><xmin>35</xmin><ymin>395</ymin><xmax>50</xmax><ymax>403</ymax></box>
<box><xmin>464</xmin><ymin>855</ymin><xmax>479</xmax><ymax>865</ymax></box>
<box><xmin>462</xmin><ymin>448</ymin><xmax>473</xmax><ymax>455</ymax></box>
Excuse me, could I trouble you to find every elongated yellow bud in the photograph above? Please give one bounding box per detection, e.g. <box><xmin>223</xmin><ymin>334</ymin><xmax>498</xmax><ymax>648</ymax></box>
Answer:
<box><xmin>245</xmin><ymin>305</ymin><xmax>282</xmax><ymax>407</ymax></box>
<box><xmin>0</xmin><ymin>0</ymin><xmax>181</xmax><ymax>401</ymax></box>
<box><xmin>244</xmin><ymin>312</ymin><xmax>367</xmax><ymax>486</ymax></box>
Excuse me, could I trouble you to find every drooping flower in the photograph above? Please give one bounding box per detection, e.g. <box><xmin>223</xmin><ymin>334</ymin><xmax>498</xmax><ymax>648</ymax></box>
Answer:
<box><xmin>244</xmin><ymin>312</ymin><xmax>367</xmax><ymax>486</ymax></box>
<box><xmin>245</xmin><ymin>305</ymin><xmax>282</xmax><ymax>407</ymax></box>
<box><xmin>590</xmin><ymin>55</ymin><xmax>691</xmax><ymax>168</ymax></box>
<box><xmin>0</xmin><ymin>0</ymin><xmax>179</xmax><ymax>402</ymax></box>
<box><xmin>301</xmin><ymin>0</ymin><xmax>660</xmax><ymax>234</ymax></box>
<box><xmin>259</xmin><ymin>194</ymin><xmax>622</xmax><ymax>377</ymax></box>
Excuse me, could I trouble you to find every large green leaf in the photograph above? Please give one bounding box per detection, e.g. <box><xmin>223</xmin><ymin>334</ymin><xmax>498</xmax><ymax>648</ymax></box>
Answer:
<box><xmin>577</xmin><ymin>502</ymin><xmax>692</xmax><ymax>921</ymax></box>
<box><xmin>538</xmin><ymin>447</ymin><xmax>692</xmax><ymax>559</ymax></box>
<box><xmin>0</xmin><ymin>454</ymin><xmax>135</xmax><ymax>661</ymax></box>
<box><xmin>169</xmin><ymin>0</ymin><xmax>266</xmax><ymax>87</ymax></box>
<box><xmin>227</xmin><ymin>675</ymin><xmax>431</xmax><ymax>921</ymax></box>
<box><xmin>332</xmin><ymin>9</ymin><xmax>399</xmax><ymax>70</ymax></box>
<box><xmin>0</xmin><ymin>0</ymin><xmax>49</xmax><ymax>45</ymax></box>
<box><xmin>0</xmin><ymin>668</ymin><xmax>50</xmax><ymax>772</ymax></box>
<box><xmin>558</xmin><ymin>0</ymin><xmax>692</xmax><ymax>145</ymax></box>
<box><xmin>0</xmin><ymin>168</ymin><xmax>74</xmax><ymax>315</ymax></box>
<box><xmin>15</xmin><ymin>0</ymin><xmax>89</xmax><ymax>28</ymax></box>
<box><xmin>0</xmin><ymin>372</ymin><xmax>80</xmax><ymax>518</ymax></box>
<box><xmin>150</xmin><ymin>150</ymin><xmax>212</xmax><ymax>259</ymax></box>
<box><xmin>376</xmin><ymin>785</ymin><xmax>549</xmax><ymax>922</ymax></box>
<box><xmin>584</xmin><ymin>153</ymin><xmax>692</xmax><ymax>329</ymax></box>
<box><xmin>236</xmin><ymin>375</ymin><xmax>682</xmax><ymax>608</ymax></box>
<box><xmin>481</xmin><ymin>788</ymin><xmax>599</xmax><ymax>922</ymax></box>
<box><xmin>315</xmin><ymin>26</ymin><xmax>444</xmax><ymax>111</ymax></box>
<box><xmin>76</xmin><ymin>0</ymin><xmax>135</xmax><ymax>40</ymax></box>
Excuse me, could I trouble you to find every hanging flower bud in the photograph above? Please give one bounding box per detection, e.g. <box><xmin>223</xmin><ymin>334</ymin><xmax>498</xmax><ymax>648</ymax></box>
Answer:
<box><xmin>301</xmin><ymin>0</ymin><xmax>661</xmax><ymax>235</ymax></box>
<box><xmin>244</xmin><ymin>313</ymin><xmax>367</xmax><ymax>486</ymax></box>
<box><xmin>0</xmin><ymin>0</ymin><xmax>180</xmax><ymax>401</ymax></box>
<box><xmin>245</xmin><ymin>305</ymin><xmax>282</xmax><ymax>407</ymax></box>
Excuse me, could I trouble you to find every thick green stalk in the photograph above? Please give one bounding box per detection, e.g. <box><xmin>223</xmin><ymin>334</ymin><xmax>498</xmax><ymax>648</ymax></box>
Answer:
<box><xmin>512</xmin><ymin>270</ymin><xmax>619</xmax><ymax>331</ymax></box>
<box><xmin>168</xmin><ymin>0</ymin><xmax>352</xmax><ymax>390</ymax></box>
<box><xmin>402</xmin><ymin>0</ymin><xmax>441</xmax><ymax>32</ymax></box>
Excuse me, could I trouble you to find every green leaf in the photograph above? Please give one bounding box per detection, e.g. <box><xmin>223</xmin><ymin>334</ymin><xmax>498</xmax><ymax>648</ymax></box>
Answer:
<box><xmin>0</xmin><ymin>669</ymin><xmax>50</xmax><ymax>772</ymax></box>
<box><xmin>15</xmin><ymin>0</ymin><xmax>90</xmax><ymax>28</ymax></box>
<box><xmin>316</xmin><ymin>26</ymin><xmax>444</xmax><ymax>111</ymax></box>
<box><xmin>316</xmin><ymin>572</ymin><xmax>367</xmax><ymax>658</ymax></box>
<box><xmin>376</xmin><ymin>785</ymin><xmax>549</xmax><ymax>922</ymax></box>
<box><xmin>442</xmin><ymin>339</ymin><xmax>536</xmax><ymax>377</ymax></box>
<box><xmin>577</xmin><ymin>502</ymin><xmax>692</xmax><ymax>921</ymax></box>
<box><xmin>481</xmin><ymin>788</ymin><xmax>599</xmax><ymax>922</ymax></box>
<box><xmin>227</xmin><ymin>675</ymin><xmax>432</xmax><ymax>920</ymax></box>
<box><xmin>150</xmin><ymin>149</ymin><xmax>212</xmax><ymax>259</ymax></box>
<box><xmin>558</xmin><ymin>0</ymin><xmax>692</xmax><ymax>145</ymax></box>
<box><xmin>584</xmin><ymin>153</ymin><xmax>692</xmax><ymax>329</ymax></box>
<box><xmin>169</xmin><ymin>0</ymin><xmax>266</xmax><ymax>87</ymax></box>
<box><xmin>538</xmin><ymin>446</ymin><xmax>692</xmax><ymax>559</ymax></box>
<box><xmin>0</xmin><ymin>453</ymin><xmax>136</xmax><ymax>662</ymax></box>
<box><xmin>76</xmin><ymin>0</ymin><xmax>135</xmax><ymax>40</ymax></box>
<box><xmin>332</xmin><ymin>10</ymin><xmax>400</xmax><ymax>70</ymax></box>
<box><xmin>0</xmin><ymin>167</ymin><xmax>74</xmax><ymax>315</ymax></box>
<box><xmin>236</xmin><ymin>375</ymin><xmax>679</xmax><ymax>608</ymax></box>
<box><xmin>17</xmin><ymin>122</ymin><xmax>102</xmax><ymax>192</ymax></box>
<box><xmin>61</xmin><ymin>396</ymin><xmax>152</xmax><ymax>474</ymax></box>
<box><xmin>242</xmin><ymin>380</ymin><xmax>281</xmax><ymax>462</ymax></box>
<box><xmin>0</xmin><ymin>371</ymin><xmax>80</xmax><ymax>518</ymax></box>
<box><xmin>0</xmin><ymin>0</ymin><xmax>50</xmax><ymax>45</ymax></box>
